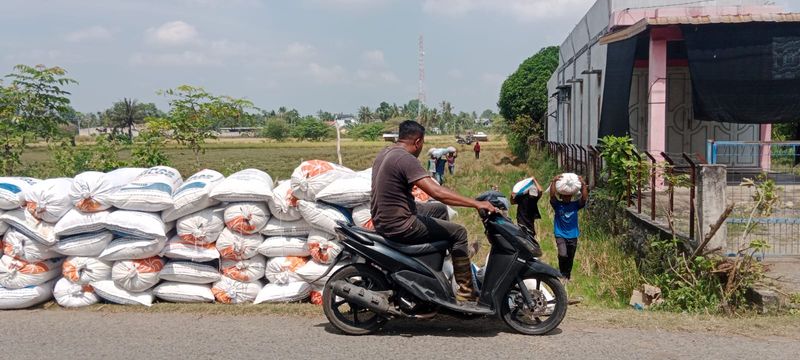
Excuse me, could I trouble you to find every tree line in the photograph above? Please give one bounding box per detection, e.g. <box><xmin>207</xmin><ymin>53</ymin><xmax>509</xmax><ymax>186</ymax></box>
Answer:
<box><xmin>0</xmin><ymin>63</ymin><xmax>498</xmax><ymax>176</ymax></box>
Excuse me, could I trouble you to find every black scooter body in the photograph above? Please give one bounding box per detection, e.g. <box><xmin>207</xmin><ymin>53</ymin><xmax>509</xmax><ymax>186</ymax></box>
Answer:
<box><xmin>332</xmin><ymin>204</ymin><xmax>560</xmax><ymax>315</ymax></box>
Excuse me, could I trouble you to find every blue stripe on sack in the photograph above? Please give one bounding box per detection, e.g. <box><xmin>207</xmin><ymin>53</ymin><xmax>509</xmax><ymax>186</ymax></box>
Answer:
<box><xmin>119</xmin><ymin>182</ymin><xmax>174</xmax><ymax>194</ymax></box>
<box><xmin>0</xmin><ymin>183</ymin><xmax>22</xmax><ymax>194</ymax></box>
<box><xmin>173</xmin><ymin>182</ymin><xmax>207</xmax><ymax>196</ymax></box>
<box><xmin>518</xmin><ymin>181</ymin><xmax>533</xmax><ymax>195</ymax></box>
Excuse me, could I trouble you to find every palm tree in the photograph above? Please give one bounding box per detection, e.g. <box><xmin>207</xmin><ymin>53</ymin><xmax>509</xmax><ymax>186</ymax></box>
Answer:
<box><xmin>358</xmin><ymin>106</ymin><xmax>373</xmax><ymax>124</ymax></box>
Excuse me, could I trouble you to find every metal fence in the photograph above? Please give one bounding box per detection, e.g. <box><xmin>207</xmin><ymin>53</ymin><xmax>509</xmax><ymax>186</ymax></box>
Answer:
<box><xmin>708</xmin><ymin>141</ymin><xmax>800</xmax><ymax>256</ymax></box>
<box><xmin>535</xmin><ymin>140</ymin><xmax>703</xmax><ymax>243</ymax></box>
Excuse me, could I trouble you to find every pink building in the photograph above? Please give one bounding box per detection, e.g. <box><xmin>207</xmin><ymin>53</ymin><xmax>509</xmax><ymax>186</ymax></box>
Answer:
<box><xmin>547</xmin><ymin>0</ymin><xmax>800</xmax><ymax>168</ymax></box>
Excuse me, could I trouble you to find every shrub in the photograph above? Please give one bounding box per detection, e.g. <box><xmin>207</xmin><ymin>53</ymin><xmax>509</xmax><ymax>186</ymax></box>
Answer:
<box><xmin>261</xmin><ymin>118</ymin><xmax>291</xmax><ymax>141</ymax></box>
<box><xmin>348</xmin><ymin>122</ymin><xmax>385</xmax><ymax>141</ymax></box>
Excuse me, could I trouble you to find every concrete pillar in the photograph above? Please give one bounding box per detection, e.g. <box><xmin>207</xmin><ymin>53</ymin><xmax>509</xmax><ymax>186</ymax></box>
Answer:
<box><xmin>647</xmin><ymin>34</ymin><xmax>667</xmax><ymax>160</ymax></box>
<box><xmin>760</xmin><ymin>123</ymin><xmax>772</xmax><ymax>171</ymax></box>
<box><xmin>696</xmin><ymin>164</ymin><xmax>728</xmax><ymax>252</ymax></box>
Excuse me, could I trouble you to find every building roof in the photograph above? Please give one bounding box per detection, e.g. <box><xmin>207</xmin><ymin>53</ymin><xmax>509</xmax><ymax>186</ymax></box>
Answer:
<box><xmin>601</xmin><ymin>12</ymin><xmax>800</xmax><ymax>44</ymax></box>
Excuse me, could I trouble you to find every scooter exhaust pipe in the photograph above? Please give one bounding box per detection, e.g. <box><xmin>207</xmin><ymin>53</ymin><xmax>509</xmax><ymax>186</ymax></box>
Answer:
<box><xmin>329</xmin><ymin>280</ymin><xmax>402</xmax><ymax>317</ymax></box>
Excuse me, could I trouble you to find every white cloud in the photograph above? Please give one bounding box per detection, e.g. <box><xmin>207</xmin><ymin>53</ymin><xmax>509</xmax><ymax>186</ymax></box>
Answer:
<box><xmin>448</xmin><ymin>68</ymin><xmax>464</xmax><ymax>79</ymax></box>
<box><xmin>302</xmin><ymin>0</ymin><xmax>392</xmax><ymax>9</ymax></box>
<box><xmin>65</xmin><ymin>26</ymin><xmax>112</xmax><ymax>43</ymax></box>
<box><xmin>308</xmin><ymin>62</ymin><xmax>347</xmax><ymax>84</ymax></box>
<box><xmin>362</xmin><ymin>50</ymin><xmax>386</xmax><ymax>67</ymax></box>
<box><xmin>146</xmin><ymin>21</ymin><xmax>199</xmax><ymax>46</ymax></box>
<box><xmin>355</xmin><ymin>69</ymin><xmax>400</xmax><ymax>84</ymax></box>
<box><xmin>481</xmin><ymin>72</ymin><xmax>505</xmax><ymax>86</ymax></box>
<box><xmin>284</xmin><ymin>42</ymin><xmax>316</xmax><ymax>59</ymax></box>
<box><xmin>421</xmin><ymin>0</ymin><xmax>594</xmax><ymax>22</ymax></box>
<box><xmin>129</xmin><ymin>51</ymin><xmax>220</xmax><ymax>67</ymax></box>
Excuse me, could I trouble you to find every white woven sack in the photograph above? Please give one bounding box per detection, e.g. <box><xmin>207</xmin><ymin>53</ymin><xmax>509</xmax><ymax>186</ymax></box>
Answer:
<box><xmin>290</xmin><ymin>160</ymin><xmax>355</xmax><ymax>201</ymax></box>
<box><xmin>211</xmin><ymin>276</ymin><xmax>262</xmax><ymax>304</ymax></box>
<box><xmin>296</xmin><ymin>259</ymin><xmax>347</xmax><ymax>287</ymax></box>
<box><xmin>220</xmin><ymin>255</ymin><xmax>266</xmax><ymax>282</ymax></box>
<box><xmin>161</xmin><ymin>169</ymin><xmax>224</xmax><ymax>222</ymax></box>
<box><xmin>62</xmin><ymin>256</ymin><xmax>112</xmax><ymax>284</ymax></box>
<box><xmin>307</xmin><ymin>230</ymin><xmax>342</xmax><ymax>264</ymax></box>
<box><xmin>261</xmin><ymin>218</ymin><xmax>311</xmax><ymax>237</ymax></box>
<box><xmin>0</xmin><ymin>279</ymin><xmax>55</xmax><ymax>309</ymax></box>
<box><xmin>447</xmin><ymin>206</ymin><xmax>458</xmax><ymax>221</ymax></box>
<box><xmin>98</xmin><ymin>236</ymin><xmax>167</xmax><ymax>261</ymax></box>
<box><xmin>0</xmin><ymin>255</ymin><xmax>63</xmax><ymax>289</ymax></box>
<box><xmin>264</xmin><ymin>256</ymin><xmax>308</xmax><ymax>285</ymax></box>
<box><xmin>268</xmin><ymin>180</ymin><xmax>302</xmax><ymax>221</ymax></box>
<box><xmin>257</xmin><ymin>236</ymin><xmax>309</xmax><ymax>257</ymax></box>
<box><xmin>216</xmin><ymin>228</ymin><xmax>262</xmax><ymax>261</ymax></box>
<box><xmin>111</xmin><ymin>257</ymin><xmax>164</xmax><ymax>292</ymax></box>
<box><xmin>0</xmin><ymin>213</ymin><xmax>7</xmax><ymax>235</ymax></box>
<box><xmin>512</xmin><ymin>177</ymin><xmax>539</xmax><ymax>197</ymax></box>
<box><xmin>176</xmin><ymin>207</ymin><xmax>225</xmax><ymax>245</ymax></box>
<box><xmin>70</xmin><ymin>168</ymin><xmax>144</xmax><ymax>212</ymax></box>
<box><xmin>556</xmin><ymin>173</ymin><xmax>581</xmax><ymax>196</ymax></box>
<box><xmin>104</xmin><ymin>210</ymin><xmax>169</xmax><ymax>240</ymax></box>
<box><xmin>254</xmin><ymin>282</ymin><xmax>311</xmax><ymax>304</ymax></box>
<box><xmin>54</xmin><ymin>209</ymin><xmax>110</xmax><ymax>238</ymax></box>
<box><xmin>159</xmin><ymin>261</ymin><xmax>220</xmax><ymax>284</ymax></box>
<box><xmin>0</xmin><ymin>177</ymin><xmax>39</xmax><ymax>210</ymax></box>
<box><xmin>0</xmin><ymin>209</ymin><xmax>57</xmax><ymax>245</ymax></box>
<box><xmin>160</xmin><ymin>235</ymin><xmax>219</xmax><ymax>262</ymax></box>
<box><xmin>224</xmin><ymin>202</ymin><xmax>270</xmax><ymax>235</ymax></box>
<box><xmin>153</xmin><ymin>282</ymin><xmax>214</xmax><ymax>303</ymax></box>
<box><xmin>53</xmin><ymin>231</ymin><xmax>113</xmax><ymax>257</ymax></box>
<box><xmin>298</xmin><ymin>200</ymin><xmax>350</xmax><ymax>235</ymax></box>
<box><xmin>91</xmin><ymin>280</ymin><xmax>153</xmax><ymax>306</ymax></box>
<box><xmin>351</xmin><ymin>204</ymin><xmax>373</xmax><ymax>230</ymax></box>
<box><xmin>210</xmin><ymin>169</ymin><xmax>274</xmax><ymax>202</ymax></box>
<box><xmin>53</xmin><ymin>277</ymin><xmax>99</xmax><ymax>308</ymax></box>
<box><xmin>24</xmin><ymin>178</ymin><xmax>73</xmax><ymax>223</ymax></box>
<box><xmin>2</xmin><ymin>229</ymin><xmax>60</xmax><ymax>262</ymax></box>
<box><xmin>315</xmin><ymin>175</ymin><xmax>371</xmax><ymax>208</ymax></box>
<box><xmin>109</xmin><ymin>166</ymin><xmax>183</xmax><ymax>212</ymax></box>
<box><xmin>357</xmin><ymin>167</ymin><xmax>372</xmax><ymax>179</ymax></box>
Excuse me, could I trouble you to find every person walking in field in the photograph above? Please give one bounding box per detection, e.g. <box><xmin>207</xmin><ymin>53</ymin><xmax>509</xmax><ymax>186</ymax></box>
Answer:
<box><xmin>427</xmin><ymin>154</ymin><xmax>437</xmax><ymax>179</ymax></box>
<box><xmin>549</xmin><ymin>174</ymin><xmax>588</xmax><ymax>282</ymax></box>
<box><xmin>446</xmin><ymin>150</ymin><xmax>457</xmax><ymax>175</ymax></box>
<box><xmin>511</xmin><ymin>176</ymin><xmax>543</xmax><ymax>238</ymax></box>
<box><xmin>435</xmin><ymin>155</ymin><xmax>447</xmax><ymax>185</ymax></box>
<box><xmin>473</xmin><ymin>141</ymin><xmax>481</xmax><ymax>159</ymax></box>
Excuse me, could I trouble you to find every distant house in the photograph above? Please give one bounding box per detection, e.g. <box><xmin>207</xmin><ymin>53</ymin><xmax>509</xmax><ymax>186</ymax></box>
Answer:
<box><xmin>334</xmin><ymin>114</ymin><xmax>358</xmax><ymax>128</ymax></box>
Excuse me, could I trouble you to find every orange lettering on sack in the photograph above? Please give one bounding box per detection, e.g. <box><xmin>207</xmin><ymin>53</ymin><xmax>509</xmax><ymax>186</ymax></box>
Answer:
<box><xmin>411</xmin><ymin>186</ymin><xmax>431</xmax><ymax>202</ymax></box>
<box><xmin>221</xmin><ymin>265</ymin><xmax>249</xmax><ymax>282</ymax></box>
<box><xmin>134</xmin><ymin>257</ymin><xmax>164</xmax><ymax>273</ymax></box>
<box><xmin>285</xmin><ymin>256</ymin><xmax>308</xmax><ymax>271</ymax></box>
<box><xmin>76</xmin><ymin>198</ymin><xmax>102</xmax><ymax>212</ymax></box>
<box><xmin>82</xmin><ymin>284</ymin><xmax>94</xmax><ymax>293</ymax></box>
<box><xmin>179</xmin><ymin>234</ymin><xmax>207</xmax><ymax>245</ymax></box>
<box><xmin>211</xmin><ymin>287</ymin><xmax>233</xmax><ymax>304</ymax></box>
<box><xmin>301</xmin><ymin>160</ymin><xmax>334</xmax><ymax>178</ymax></box>
<box><xmin>364</xmin><ymin>218</ymin><xmax>374</xmax><ymax>230</ymax></box>
<box><xmin>14</xmin><ymin>259</ymin><xmax>48</xmax><ymax>274</ymax></box>
<box><xmin>286</xmin><ymin>188</ymin><xmax>299</xmax><ymax>207</ymax></box>
<box><xmin>218</xmin><ymin>246</ymin><xmax>243</xmax><ymax>261</ymax></box>
<box><xmin>62</xmin><ymin>260</ymin><xmax>79</xmax><ymax>282</ymax></box>
<box><xmin>226</xmin><ymin>218</ymin><xmax>256</xmax><ymax>234</ymax></box>
<box><xmin>25</xmin><ymin>201</ymin><xmax>45</xmax><ymax>220</ymax></box>
<box><xmin>308</xmin><ymin>243</ymin><xmax>329</xmax><ymax>263</ymax></box>
<box><xmin>3</xmin><ymin>242</ymin><xmax>15</xmax><ymax>258</ymax></box>
<box><xmin>309</xmin><ymin>290</ymin><xmax>323</xmax><ymax>305</ymax></box>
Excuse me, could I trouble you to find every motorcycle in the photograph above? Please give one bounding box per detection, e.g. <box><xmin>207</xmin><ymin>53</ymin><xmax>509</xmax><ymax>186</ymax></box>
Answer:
<box><xmin>321</xmin><ymin>192</ymin><xmax>567</xmax><ymax>335</ymax></box>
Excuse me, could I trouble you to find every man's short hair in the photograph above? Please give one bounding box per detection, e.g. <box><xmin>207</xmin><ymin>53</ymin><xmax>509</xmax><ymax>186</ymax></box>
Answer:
<box><xmin>398</xmin><ymin>120</ymin><xmax>425</xmax><ymax>140</ymax></box>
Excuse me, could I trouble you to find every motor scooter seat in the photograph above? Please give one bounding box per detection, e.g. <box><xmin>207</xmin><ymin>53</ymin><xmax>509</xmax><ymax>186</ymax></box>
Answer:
<box><xmin>348</xmin><ymin>226</ymin><xmax>449</xmax><ymax>255</ymax></box>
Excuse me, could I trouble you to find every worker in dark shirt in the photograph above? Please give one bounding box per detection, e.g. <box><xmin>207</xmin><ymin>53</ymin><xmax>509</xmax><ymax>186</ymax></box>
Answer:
<box><xmin>371</xmin><ymin>120</ymin><xmax>498</xmax><ymax>303</ymax></box>
<box><xmin>511</xmin><ymin>177</ymin><xmax>543</xmax><ymax>237</ymax></box>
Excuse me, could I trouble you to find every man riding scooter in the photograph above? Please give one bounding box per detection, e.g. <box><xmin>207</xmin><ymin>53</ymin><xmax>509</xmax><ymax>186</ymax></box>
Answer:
<box><xmin>370</xmin><ymin>120</ymin><xmax>498</xmax><ymax>303</ymax></box>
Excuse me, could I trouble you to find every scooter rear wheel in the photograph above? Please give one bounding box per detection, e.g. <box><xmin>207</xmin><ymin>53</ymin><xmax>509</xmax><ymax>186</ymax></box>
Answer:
<box><xmin>500</xmin><ymin>275</ymin><xmax>567</xmax><ymax>335</ymax></box>
<box><xmin>322</xmin><ymin>264</ymin><xmax>390</xmax><ymax>335</ymax></box>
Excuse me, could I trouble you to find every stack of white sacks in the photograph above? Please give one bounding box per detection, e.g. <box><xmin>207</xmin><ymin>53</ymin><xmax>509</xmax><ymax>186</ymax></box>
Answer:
<box><xmin>0</xmin><ymin>159</ymin><xmax>410</xmax><ymax>309</ymax></box>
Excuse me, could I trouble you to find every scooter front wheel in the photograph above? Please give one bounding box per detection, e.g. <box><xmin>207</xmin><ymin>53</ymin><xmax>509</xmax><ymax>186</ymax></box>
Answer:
<box><xmin>322</xmin><ymin>264</ymin><xmax>390</xmax><ymax>335</ymax></box>
<box><xmin>500</xmin><ymin>275</ymin><xmax>567</xmax><ymax>335</ymax></box>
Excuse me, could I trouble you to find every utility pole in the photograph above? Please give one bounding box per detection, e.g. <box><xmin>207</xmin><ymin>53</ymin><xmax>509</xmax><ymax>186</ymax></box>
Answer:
<box><xmin>417</xmin><ymin>34</ymin><xmax>425</xmax><ymax>120</ymax></box>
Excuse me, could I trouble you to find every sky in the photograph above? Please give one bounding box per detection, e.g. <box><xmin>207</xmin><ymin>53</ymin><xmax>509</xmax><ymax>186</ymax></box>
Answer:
<box><xmin>1</xmin><ymin>0</ymin><xmax>798</xmax><ymax>116</ymax></box>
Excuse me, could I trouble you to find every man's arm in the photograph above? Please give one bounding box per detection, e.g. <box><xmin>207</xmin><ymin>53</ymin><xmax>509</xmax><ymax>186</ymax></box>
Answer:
<box><xmin>532</xmin><ymin>176</ymin><xmax>543</xmax><ymax>194</ymax></box>
<box><xmin>415</xmin><ymin>177</ymin><xmax>497</xmax><ymax>212</ymax></box>
<box><xmin>579</xmin><ymin>176</ymin><xmax>589</xmax><ymax>208</ymax></box>
<box><xmin>549</xmin><ymin>175</ymin><xmax>560</xmax><ymax>202</ymax></box>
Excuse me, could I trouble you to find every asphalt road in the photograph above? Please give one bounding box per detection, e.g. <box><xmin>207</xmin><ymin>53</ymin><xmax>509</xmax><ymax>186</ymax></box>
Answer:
<box><xmin>0</xmin><ymin>311</ymin><xmax>797</xmax><ymax>360</ymax></box>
